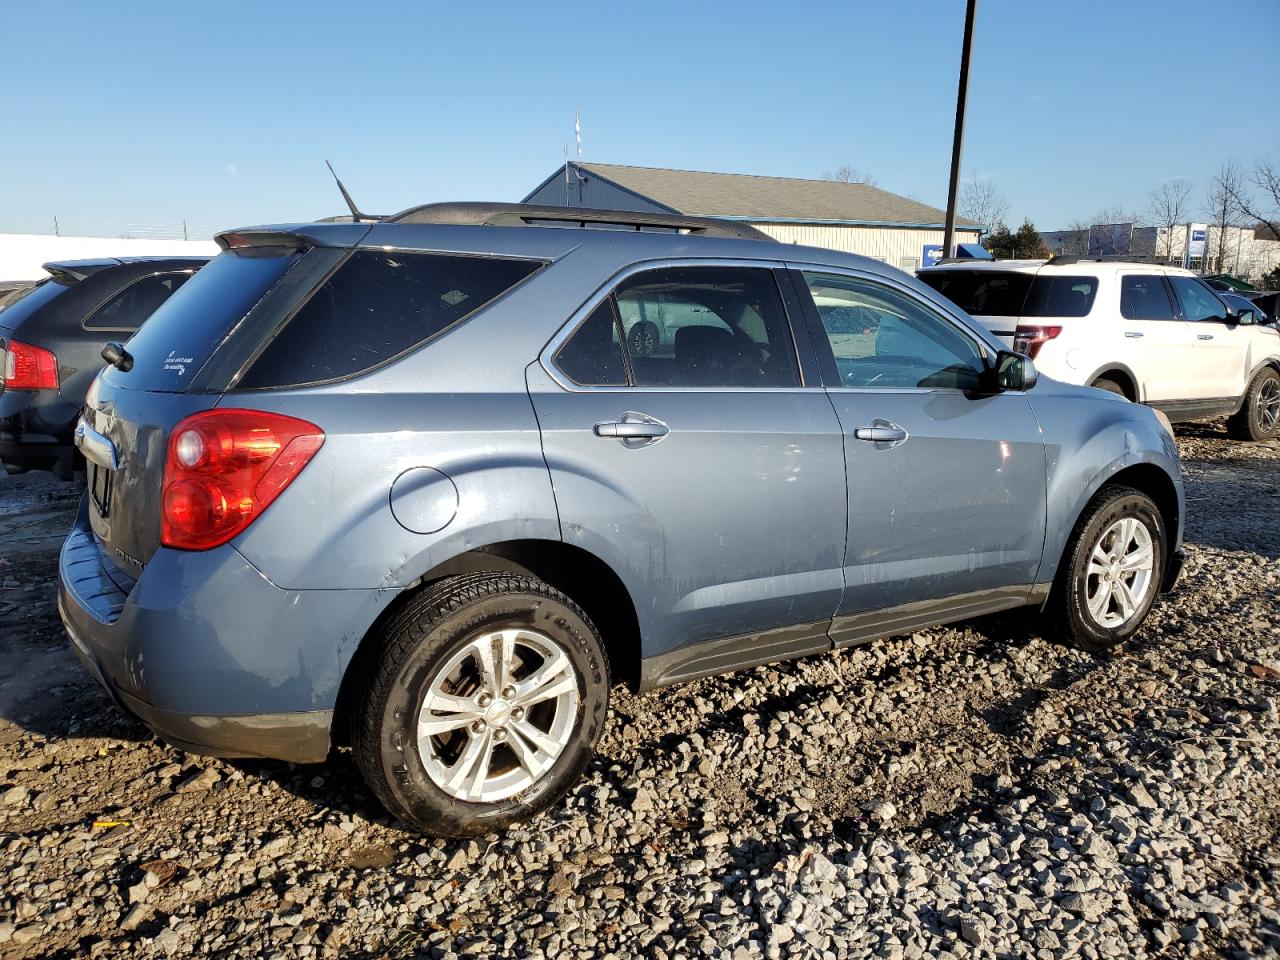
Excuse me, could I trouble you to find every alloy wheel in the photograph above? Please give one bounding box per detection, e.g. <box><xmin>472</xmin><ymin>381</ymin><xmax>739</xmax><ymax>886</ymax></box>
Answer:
<box><xmin>415</xmin><ymin>628</ymin><xmax>580</xmax><ymax>803</ymax></box>
<box><xmin>1258</xmin><ymin>377</ymin><xmax>1280</xmax><ymax>432</ymax></box>
<box><xmin>1084</xmin><ymin>517</ymin><xmax>1155</xmax><ymax>629</ymax></box>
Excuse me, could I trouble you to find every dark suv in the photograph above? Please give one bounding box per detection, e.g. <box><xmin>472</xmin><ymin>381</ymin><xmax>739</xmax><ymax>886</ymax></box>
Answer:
<box><xmin>1</xmin><ymin>257</ymin><xmax>208</xmax><ymax>477</ymax></box>
<box><xmin>59</xmin><ymin>204</ymin><xmax>1183</xmax><ymax>836</ymax></box>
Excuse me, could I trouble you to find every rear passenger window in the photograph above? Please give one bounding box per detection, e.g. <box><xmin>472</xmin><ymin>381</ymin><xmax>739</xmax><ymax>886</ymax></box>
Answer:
<box><xmin>613</xmin><ymin>266</ymin><xmax>799</xmax><ymax>388</ymax></box>
<box><xmin>554</xmin><ymin>300</ymin><xmax>627</xmax><ymax>386</ymax></box>
<box><xmin>84</xmin><ymin>272</ymin><xmax>192</xmax><ymax>331</ymax></box>
<box><xmin>239</xmin><ymin>251</ymin><xmax>542</xmax><ymax>388</ymax></box>
<box><xmin>1120</xmin><ymin>275</ymin><xmax>1176</xmax><ymax>321</ymax></box>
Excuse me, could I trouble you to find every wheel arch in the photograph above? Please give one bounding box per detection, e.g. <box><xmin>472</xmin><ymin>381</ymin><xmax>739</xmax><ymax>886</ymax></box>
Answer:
<box><xmin>331</xmin><ymin>538</ymin><xmax>643</xmax><ymax>746</ymax></box>
<box><xmin>1084</xmin><ymin>363</ymin><xmax>1140</xmax><ymax>401</ymax></box>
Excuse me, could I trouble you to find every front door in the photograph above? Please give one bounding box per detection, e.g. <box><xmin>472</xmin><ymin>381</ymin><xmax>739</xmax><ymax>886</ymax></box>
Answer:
<box><xmin>527</xmin><ymin>262</ymin><xmax>848</xmax><ymax>665</ymax></box>
<box><xmin>1167</xmin><ymin>274</ymin><xmax>1250</xmax><ymax>401</ymax></box>
<box><xmin>790</xmin><ymin>269</ymin><xmax>1048</xmax><ymax>632</ymax></box>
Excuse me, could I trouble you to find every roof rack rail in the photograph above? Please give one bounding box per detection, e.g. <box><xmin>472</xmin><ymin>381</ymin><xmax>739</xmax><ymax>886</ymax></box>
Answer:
<box><xmin>1048</xmin><ymin>254</ymin><xmax>1164</xmax><ymax>265</ymax></box>
<box><xmin>383</xmin><ymin>202</ymin><xmax>771</xmax><ymax>241</ymax></box>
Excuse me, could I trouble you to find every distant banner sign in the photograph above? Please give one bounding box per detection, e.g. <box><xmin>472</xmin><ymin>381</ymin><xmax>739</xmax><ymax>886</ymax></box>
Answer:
<box><xmin>922</xmin><ymin>244</ymin><xmax>944</xmax><ymax>267</ymax></box>
<box><xmin>1188</xmin><ymin>223</ymin><xmax>1208</xmax><ymax>259</ymax></box>
<box><xmin>1089</xmin><ymin>223</ymin><xmax>1133</xmax><ymax>257</ymax></box>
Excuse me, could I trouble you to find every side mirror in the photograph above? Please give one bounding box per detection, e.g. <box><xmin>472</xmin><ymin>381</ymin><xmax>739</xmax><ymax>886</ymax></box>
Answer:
<box><xmin>1236</xmin><ymin>308</ymin><xmax>1257</xmax><ymax>326</ymax></box>
<box><xmin>993</xmin><ymin>350</ymin><xmax>1037</xmax><ymax>391</ymax></box>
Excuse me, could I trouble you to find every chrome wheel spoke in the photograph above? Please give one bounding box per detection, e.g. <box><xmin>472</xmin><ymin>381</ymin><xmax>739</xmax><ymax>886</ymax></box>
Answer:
<box><xmin>1113</xmin><ymin>578</ymin><xmax>1137</xmax><ymax>620</ymax></box>
<box><xmin>513</xmin><ymin>718</ymin><xmax>561</xmax><ymax>755</ymax></box>
<box><xmin>418</xmin><ymin>711</ymin><xmax>478</xmax><ymax>738</ymax></box>
<box><xmin>506</xmin><ymin>722</ymin><xmax>552</xmax><ymax>777</ymax></box>
<box><xmin>1120</xmin><ymin>542</ymin><xmax>1153</xmax><ymax>572</ymax></box>
<box><xmin>445</xmin><ymin>729</ymin><xmax>492</xmax><ymax>798</ymax></box>
<box><xmin>1087</xmin><ymin>581</ymin><xmax>1113</xmax><ymax>621</ymax></box>
<box><xmin>514</xmin><ymin>649</ymin><xmax>576</xmax><ymax>707</ymax></box>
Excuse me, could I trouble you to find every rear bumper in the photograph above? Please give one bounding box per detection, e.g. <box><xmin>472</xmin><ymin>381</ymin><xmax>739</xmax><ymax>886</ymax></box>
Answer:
<box><xmin>0</xmin><ymin>391</ymin><xmax>79</xmax><ymax>475</ymax></box>
<box><xmin>58</xmin><ymin>496</ymin><xmax>397</xmax><ymax>763</ymax></box>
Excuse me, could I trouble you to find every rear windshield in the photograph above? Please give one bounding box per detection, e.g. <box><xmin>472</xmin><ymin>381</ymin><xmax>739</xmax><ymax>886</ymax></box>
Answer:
<box><xmin>106</xmin><ymin>249</ymin><xmax>301</xmax><ymax>392</ymax></box>
<box><xmin>919</xmin><ymin>271</ymin><xmax>1098</xmax><ymax>318</ymax></box>
<box><xmin>237</xmin><ymin>250</ymin><xmax>542</xmax><ymax>388</ymax></box>
<box><xmin>0</xmin><ymin>278</ymin><xmax>71</xmax><ymax>327</ymax></box>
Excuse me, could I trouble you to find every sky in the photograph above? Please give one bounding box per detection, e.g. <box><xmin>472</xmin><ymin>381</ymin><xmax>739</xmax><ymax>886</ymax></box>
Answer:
<box><xmin>1</xmin><ymin>0</ymin><xmax>1277</xmax><ymax>240</ymax></box>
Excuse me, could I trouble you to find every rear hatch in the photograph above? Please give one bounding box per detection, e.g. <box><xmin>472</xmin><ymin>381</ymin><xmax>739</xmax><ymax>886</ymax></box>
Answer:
<box><xmin>917</xmin><ymin>268</ymin><xmax>1100</xmax><ymax>347</ymax></box>
<box><xmin>82</xmin><ymin>243</ymin><xmax>309</xmax><ymax>577</ymax></box>
<box><xmin>0</xmin><ymin>278</ymin><xmax>75</xmax><ymax>393</ymax></box>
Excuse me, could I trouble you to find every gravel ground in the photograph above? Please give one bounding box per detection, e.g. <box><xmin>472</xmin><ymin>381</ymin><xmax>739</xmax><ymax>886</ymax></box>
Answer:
<box><xmin>1</xmin><ymin>422</ymin><xmax>1278</xmax><ymax>959</ymax></box>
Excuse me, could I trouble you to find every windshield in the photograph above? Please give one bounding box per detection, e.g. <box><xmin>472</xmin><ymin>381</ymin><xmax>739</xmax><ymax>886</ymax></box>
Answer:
<box><xmin>919</xmin><ymin>270</ymin><xmax>1099</xmax><ymax>318</ymax></box>
<box><xmin>105</xmin><ymin>248</ymin><xmax>301</xmax><ymax>392</ymax></box>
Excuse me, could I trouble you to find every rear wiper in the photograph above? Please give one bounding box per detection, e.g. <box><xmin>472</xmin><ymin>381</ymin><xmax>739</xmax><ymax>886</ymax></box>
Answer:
<box><xmin>101</xmin><ymin>342</ymin><xmax>134</xmax><ymax>372</ymax></box>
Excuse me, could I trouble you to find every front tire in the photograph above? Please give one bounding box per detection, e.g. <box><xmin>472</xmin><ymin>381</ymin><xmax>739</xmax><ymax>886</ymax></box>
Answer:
<box><xmin>354</xmin><ymin>573</ymin><xmax>610</xmax><ymax>836</ymax></box>
<box><xmin>1049</xmin><ymin>486</ymin><xmax>1165</xmax><ymax>654</ymax></box>
<box><xmin>1226</xmin><ymin>367</ymin><xmax>1280</xmax><ymax>441</ymax></box>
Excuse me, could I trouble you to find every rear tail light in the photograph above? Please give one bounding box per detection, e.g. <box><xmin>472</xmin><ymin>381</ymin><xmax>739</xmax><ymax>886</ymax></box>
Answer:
<box><xmin>1012</xmin><ymin>325</ymin><xmax>1063</xmax><ymax>359</ymax></box>
<box><xmin>161</xmin><ymin>409</ymin><xmax>324</xmax><ymax>550</ymax></box>
<box><xmin>4</xmin><ymin>340</ymin><xmax>59</xmax><ymax>389</ymax></box>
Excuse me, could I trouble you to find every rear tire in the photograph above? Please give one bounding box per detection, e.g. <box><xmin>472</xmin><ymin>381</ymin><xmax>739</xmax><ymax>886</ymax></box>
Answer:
<box><xmin>1048</xmin><ymin>486</ymin><xmax>1165</xmax><ymax>654</ymax></box>
<box><xmin>1226</xmin><ymin>367</ymin><xmax>1280</xmax><ymax>441</ymax></box>
<box><xmin>353</xmin><ymin>572</ymin><xmax>610</xmax><ymax>836</ymax></box>
<box><xmin>1091</xmin><ymin>377</ymin><xmax>1129</xmax><ymax>400</ymax></box>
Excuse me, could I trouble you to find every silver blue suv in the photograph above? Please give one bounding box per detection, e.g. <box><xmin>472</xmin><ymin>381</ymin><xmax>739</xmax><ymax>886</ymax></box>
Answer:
<box><xmin>58</xmin><ymin>203</ymin><xmax>1185</xmax><ymax>836</ymax></box>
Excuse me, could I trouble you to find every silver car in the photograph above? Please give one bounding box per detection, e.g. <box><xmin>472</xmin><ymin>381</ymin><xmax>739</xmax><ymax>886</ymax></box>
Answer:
<box><xmin>58</xmin><ymin>203</ymin><xmax>1184</xmax><ymax>836</ymax></box>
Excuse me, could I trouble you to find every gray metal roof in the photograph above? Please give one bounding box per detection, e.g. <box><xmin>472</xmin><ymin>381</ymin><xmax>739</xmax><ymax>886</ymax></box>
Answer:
<box><xmin>548</xmin><ymin>163</ymin><xmax>980</xmax><ymax>228</ymax></box>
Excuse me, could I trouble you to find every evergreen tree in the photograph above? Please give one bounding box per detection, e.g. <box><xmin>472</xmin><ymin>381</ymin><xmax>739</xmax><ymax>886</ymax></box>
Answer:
<box><xmin>983</xmin><ymin>224</ymin><xmax>1015</xmax><ymax>259</ymax></box>
<box><xmin>1014</xmin><ymin>220</ymin><xmax>1051</xmax><ymax>259</ymax></box>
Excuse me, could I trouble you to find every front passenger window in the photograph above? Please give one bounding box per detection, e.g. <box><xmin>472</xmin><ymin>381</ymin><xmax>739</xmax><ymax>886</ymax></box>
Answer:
<box><xmin>1168</xmin><ymin>276</ymin><xmax>1227</xmax><ymax>323</ymax></box>
<box><xmin>801</xmin><ymin>273</ymin><xmax>987</xmax><ymax>390</ymax></box>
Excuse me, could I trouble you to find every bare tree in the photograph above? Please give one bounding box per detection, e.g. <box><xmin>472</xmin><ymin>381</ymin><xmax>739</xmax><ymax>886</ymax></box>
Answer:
<box><xmin>1223</xmin><ymin>155</ymin><xmax>1280</xmax><ymax>244</ymax></box>
<box><xmin>1092</xmin><ymin>205</ymin><xmax>1143</xmax><ymax>226</ymax></box>
<box><xmin>1146</xmin><ymin>179</ymin><xmax>1192</xmax><ymax>261</ymax></box>
<box><xmin>957</xmin><ymin>178</ymin><xmax>1010</xmax><ymax>230</ymax></box>
<box><xmin>822</xmin><ymin>165</ymin><xmax>876</xmax><ymax>185</ymax></box>
<box><xmin>1060</xmin><ymin>219</ymin><xmax>1092</xmax><ymax>256</ymax></box>
<box><xmin>1205</xmin><ymin>162</ymin><xmax>1243</xmax><ymax>272</ymax></box>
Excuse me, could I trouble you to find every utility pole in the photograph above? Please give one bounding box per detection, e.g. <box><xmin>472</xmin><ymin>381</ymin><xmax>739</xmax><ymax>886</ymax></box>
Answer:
<box><xmin>942</xmin><ymin>0</ymin><xmax>979</xmax><ymax>259</ymax></box>
<box><xmin>53</xmin><ymin>216</ymin><xmax>60</xmax><ymax>237</ymax></box>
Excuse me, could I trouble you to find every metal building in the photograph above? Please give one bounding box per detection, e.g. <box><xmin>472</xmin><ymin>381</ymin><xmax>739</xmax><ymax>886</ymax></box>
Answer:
<box><xmin>523</xmin><ymin>162</ymin><xmax>984</xmax><ymax>272</ymax></box>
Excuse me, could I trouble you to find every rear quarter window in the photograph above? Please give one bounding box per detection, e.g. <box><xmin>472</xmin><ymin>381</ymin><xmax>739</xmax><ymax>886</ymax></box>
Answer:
<box><xmin>237</xmin><ymin>251</ymin><xmax>542</xmax><ymax>389</ymax></box>
<box><xmin>1022</xmin><ymin>275</ymin><xmax>1098</xmax><ymax>318</ymax></box>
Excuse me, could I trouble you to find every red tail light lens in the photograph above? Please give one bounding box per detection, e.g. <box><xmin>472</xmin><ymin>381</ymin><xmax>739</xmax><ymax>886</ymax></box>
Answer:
<box><xmin>4</xmin><ymin>340</ymin><xmax>59</xmax><ymax>389</ymax></box>
<box><xmin>1012</xmin><ymin>325</ymin><xmax>1063</xmax><ymax>359</ymax></box>
<box><xmin>161</xmin><ymin>409</ymin><xmax>324</xmax><ymax>550</ymax></box>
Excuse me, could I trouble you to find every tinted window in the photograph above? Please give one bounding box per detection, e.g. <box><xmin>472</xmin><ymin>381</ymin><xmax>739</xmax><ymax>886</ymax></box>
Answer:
<box><xmin>803</xmin><ymin>273</ymin><xmax>987</xmax><ymax>390</ymax></box>
<box><xmin>612</xmin><ymin>266</ymin><xmax>798</xmax><ymax>388</ymax></box>
<box><xmin>84</xmin><ymin>272</ymin><xmax>193</xmax><ymax>331</ymax></box>
<box><xmin>1119</xmin><ymin>275</ymin><xmax>1176</xmax><ymax>321</ymax></box>
<box><xmin>1169</xmin><ymin>276</ymin><xmax>1227</xmax><ymax>323</ymax></box>
<box><xmin>917</xmin><ymin>271</ymin><xmax>1033</xmax><ymax>316</ymax></box>
<box><xmin>110</xmin><ymin>249</ymin><xmax>302</xmax><ymax>392</ymax></box>
<box><xmin>918</xmin><ymin>270</ymin><xmax>1098</xmax><ymax>318</ymax></box>
<box><xmin>1022</xmin><ymin>275</ymin><xmax>1097</xmax><ymax>317</ymax></box>
<box><xmin>554</xmin><ymin>300</ymin><xmax>626</xmax><ymax>386</ymax></box>
<box><xmin>0</xmin><ymin>278</ymin><xmax>70</xmax><ymax>325</ymax></box>
<box><xmin>240</xmin><ymin>251</ymin><xmax>541</xmax><ymax>388</ymax></box>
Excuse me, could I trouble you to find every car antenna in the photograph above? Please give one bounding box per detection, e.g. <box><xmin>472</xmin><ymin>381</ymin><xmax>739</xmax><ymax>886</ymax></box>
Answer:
<box><xmin>324</xmin><ymin>160</ymin><xmax>385</xmax><ymax>222</ymax></box>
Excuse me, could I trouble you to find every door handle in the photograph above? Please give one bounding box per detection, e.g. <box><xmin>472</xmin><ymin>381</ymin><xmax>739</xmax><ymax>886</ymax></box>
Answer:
<box><xmin>594</xmin><ymin>412</ymin><xmax>669</xmax><ymax>446</ymax></box>
<box><xmin>1124</xmin><ymin>331</ymin><xmax>1144</xmax><ymax>338</ymax></box>
<box><xmin>74</xmin><ymin>418</ymin><xmax>119</xmax><ymax>470</ymax></box>
<box><xmin>854</xmin><ymin>419</ymin><xmax>909</xmax><ymax>446</ymax></box>
<box><xmin>1197</xmin><ymin>334</ymin><xmax>1214</xmax><ymax>340</ymax></box>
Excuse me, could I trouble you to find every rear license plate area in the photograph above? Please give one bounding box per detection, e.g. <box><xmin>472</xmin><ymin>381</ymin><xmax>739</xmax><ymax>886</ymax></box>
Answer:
<box><xmin>89</xmin><ymin>462</ymin><xmax>114</xmax><ymax>518</ymax></box>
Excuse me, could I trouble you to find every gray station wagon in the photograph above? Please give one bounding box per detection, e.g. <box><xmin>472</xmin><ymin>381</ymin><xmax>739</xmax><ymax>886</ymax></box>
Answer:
<box><xmin>59</xmin><ymin>204</ymin><xmax>1184</xmax><ymax>835</ymax></box>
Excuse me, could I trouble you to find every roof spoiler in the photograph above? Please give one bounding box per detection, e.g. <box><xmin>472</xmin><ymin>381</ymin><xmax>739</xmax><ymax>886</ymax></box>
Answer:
<box><xmin>41</xmin><ymin>260</ymin><xmax>119</xmax><ymax>283</ymax></box>
<box><xmin>384</xmin><ymin>202</ymin><xmax>772</xmax><ymax>241</ymax></box>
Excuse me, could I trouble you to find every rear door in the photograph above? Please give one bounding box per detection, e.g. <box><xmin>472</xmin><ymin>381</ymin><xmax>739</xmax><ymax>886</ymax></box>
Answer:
<box><xmin>1167</xmin><ymin>274</ymin><xmax>1250</xmax><ymax>400</ymax></box>
<box><xmin>529</xmin><ymin>261</ymin><xmax>847</xmax><ymax>668</ymax></box>
<box><xmin>791</xmin><ymin>268</ymin><xmax>1047</xmax><ymax>631</ymax></box>
<box><xmin>1114</xmin><ymin>271</ymin><xmax>1198</xmax><ymax>401</ymax></box>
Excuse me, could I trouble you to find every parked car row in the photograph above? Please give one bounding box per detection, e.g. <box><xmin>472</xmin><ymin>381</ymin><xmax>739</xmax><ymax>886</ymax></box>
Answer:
<box><xmin>57</xmin><ymin>203</ymin><xmax>1190</xmax><ymax>836</ymax></box>
<box><xmin>916</xmin><ymin>258</ymin><xmax>1280</xmax><ymax>441</ymax></box>
<box><xmin>1</xmin><ymin>257</ymin><xmax>208</xmax><ymax>476</ymax></box>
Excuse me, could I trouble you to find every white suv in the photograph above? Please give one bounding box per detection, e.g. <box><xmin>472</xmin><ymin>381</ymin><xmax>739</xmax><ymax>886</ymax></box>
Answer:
<box><xmin>918</xmin><ymin>259</ymin><xmax>1280</xmax><ymax>441</ymax></box>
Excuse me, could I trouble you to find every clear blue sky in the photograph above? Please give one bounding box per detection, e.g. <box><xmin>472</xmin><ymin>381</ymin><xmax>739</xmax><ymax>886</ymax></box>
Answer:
<box><xmin>2</xmin><ymin>0</ymin><xmax>1276</xmax><ymax>239</ymax></box>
